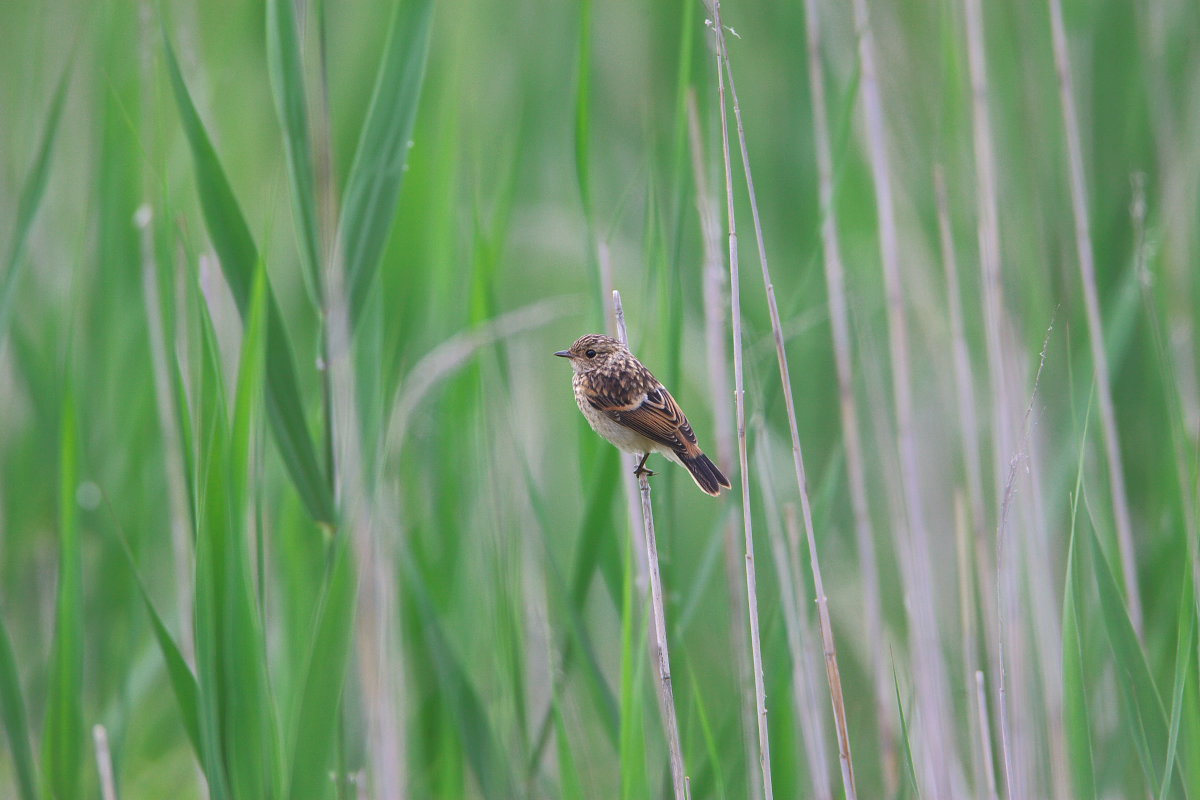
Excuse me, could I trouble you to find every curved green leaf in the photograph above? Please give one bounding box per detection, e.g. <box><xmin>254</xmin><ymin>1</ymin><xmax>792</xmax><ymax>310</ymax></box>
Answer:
<box><xmin>338</xmin><ymin>0</ymin><xmax>434</xmax><ymax>328</ymax></box>
<box><xmin>163</xmin><ymin>33</ymin><xmax>335</xmax><ymax>525</ymax></box>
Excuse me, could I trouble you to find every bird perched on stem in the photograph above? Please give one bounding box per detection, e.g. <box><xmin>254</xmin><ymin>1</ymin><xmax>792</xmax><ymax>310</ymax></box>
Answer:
<box><xmin>555</xmin><ymin>334</ymin><xmax>731</xmax><ymax>496</ymax></box>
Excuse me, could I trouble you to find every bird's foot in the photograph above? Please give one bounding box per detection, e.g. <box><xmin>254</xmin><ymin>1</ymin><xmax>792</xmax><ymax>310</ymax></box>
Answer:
<box><xmin>633</xmin><ymin>453</ymin><xmax>655</xmax><ymax>479</ymax></box>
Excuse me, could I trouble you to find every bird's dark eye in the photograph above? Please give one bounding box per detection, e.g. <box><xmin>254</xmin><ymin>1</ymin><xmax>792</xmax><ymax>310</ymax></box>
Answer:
<box><xmin>585</xmin><ymin>349</ymin><xmax>596</xmax><ymax>358</ymax></box>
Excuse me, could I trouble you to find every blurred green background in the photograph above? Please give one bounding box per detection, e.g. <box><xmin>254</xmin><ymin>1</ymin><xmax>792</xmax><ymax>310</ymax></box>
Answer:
<box><xmin>1</xmin><ymin>0</ymin><xmax>1198</xmax><ymax>797</ymax></box>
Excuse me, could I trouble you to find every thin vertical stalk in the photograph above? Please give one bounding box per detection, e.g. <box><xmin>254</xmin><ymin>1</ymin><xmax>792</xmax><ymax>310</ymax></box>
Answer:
<box><xmin>755</xmin><ymin>429</ymin><xmax>832</xmax><ymax>800</ymax></box>
<box><xmin>959</xmin><ymin>0</ymin><xmax>1022</xmax><ymax>790</ymax></box>
<box><xmin>710</xmin><ymin>2</ymin><xmax>854</xmax><ymax>795</ymax></box>
<box><xmin>975</xmin><ymin>672</ymin><xmax>1000</xmax><ymax>800</ymax></box>
<box><xmin>801</xmin><ymin>0</ymin><xmax>892</xmax><ymax>784</ymax></box>
<box><xmin>687</xmin><ymin>93</ymin><xmax>761</xmax><ymax>800</ymax></box>
<box><xmin>709</xmin><ymin>7</ymin><xmax>774</xmax><ymax>795</ymax></box>
<box><xmin>612</xmin><ymin>290</ymin><xmax>688</xmax><ymax>800</ymax></box>
<box><xmin>849</xmin><ymin>0</ymin><xmax>958</xmax><ymax>793</ymax></box>
<box><xmin>92</xmin><ymin>725</ymin><xmax>116</xmax><ymax>800</ymax></box>
<box><xmin>138</xmin><ymin>208</ymin><xmax>196</xmax><ymax>666</ymax></box>
<box><xmin>326</xmin><ymin>236</ymin><xmax>405</xmax><ymax>800</ymax></box>
<box><xmin>1046</xmin><ymin>0</ymin><xmax>1142</xmax><ymax>636</ymax></box>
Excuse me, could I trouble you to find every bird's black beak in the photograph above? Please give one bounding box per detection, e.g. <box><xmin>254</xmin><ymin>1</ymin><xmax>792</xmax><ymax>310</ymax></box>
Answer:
<box><xmin>554</xmin><ymin>350</ymin><xmax>573</xmax><ymax>358</ymax></box>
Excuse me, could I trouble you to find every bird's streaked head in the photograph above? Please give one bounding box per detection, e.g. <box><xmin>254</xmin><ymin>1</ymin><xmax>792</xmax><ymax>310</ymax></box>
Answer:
<box><xmin>554</xmin><ymin>334</ymin><xmax>627</xmax><ymax>374</ymax></box>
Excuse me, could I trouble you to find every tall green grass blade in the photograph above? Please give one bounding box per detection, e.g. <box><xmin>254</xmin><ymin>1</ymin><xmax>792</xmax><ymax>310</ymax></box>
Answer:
<box><xmin>107</xmin><ymin>512</ymin><xmax>204</xmax><ymax>761</ymax></box>
<box><xmin>0</xmin><ymin>615</ymin><xmax>37</xmax><ymax>800</ymax></box>
<box><xmin>552</xmin><ymin>701</ymin><xmax>585</xmax><ymax>800</ymax></box>
<box><xmin>286</xmin><ymin>535</ymin><xmax>357</xmax><ymax>800</ymax></box>
<box><xmin>224</xmin><ymin>262</ymin><xmax>284</xmax><ymax>799</ymax></box>
<box><xmin>1064</xmin><ymin>400</ymin><xmax>1096</xmax><ymax>799</ymax></box>
<box><xmin>0</xmin><ymin>67</ymin><xmax>69</xmax><ymax>347</ymax></box>
<box><xmin>401</xmin><ymin>548</ymin><xmax>518</xmax><ymax>799</ymax></box>
<box><xmin>192</xmin><ymin>295</ymin><xmax>235</xmax><ymax>800</ymax></box>
<box><xmin>338</xmin><ymin>0</ymin><xmax>434</xmax><ymax>328</ymax></box>
<box><xmin>1159</xmin><ymin>566</ymin><xmax>1196</xmax><ymax>800</ymax></box>
<box><xmin>163</xmin><ymin>34</ymin><xmax>335</xmax><ymax>526</ymax></box>
<box><xmin>41</xmin><ymin>384</ymin><xmax>84</xmax><ymax>800</ymax></box>
<box><xmin>1063</xmin><ymin>528</ymin><xmax>1096</xmax><ymax>799</ymax></box>
<box><xmin>892</xmin><ymin>667</ymin><xmax>921</xmax><ymax>800</ymax></box>
<box><xmin>1086</xmin><ymin>517</ymin><xmax>1176</xmax><ymax>794</ymax></box>
<box><xmin>688</xmin><ymin>667</ymin><xmax>728</xmax><ymax>800</ymax></box>
<box><xmin>266</xmin><ymin>0</ymin><xmax>323</xmax><ymax>306</ymax></box>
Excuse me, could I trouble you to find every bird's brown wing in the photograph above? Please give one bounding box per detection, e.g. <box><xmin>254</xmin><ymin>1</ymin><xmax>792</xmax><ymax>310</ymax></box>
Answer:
<box><xmin>594</xmin><ymin>385</ymin><xmax>701</xmax><ymax>457</ymax></box>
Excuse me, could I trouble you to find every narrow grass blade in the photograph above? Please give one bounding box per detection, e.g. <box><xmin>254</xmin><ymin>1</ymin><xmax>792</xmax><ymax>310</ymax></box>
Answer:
<box><xmin>1062</xmin><ymin>527</ymin><xmax>1095</xmax><ymax>799</ymax></box>
<box><xmin>0</xmin><ymin>615</ymin><xmax>38</xmax><ymax>800</ymax></box>
<box><xmin>0</xmin><ymin>66</ymin><xmax>69</xmax><ymax>347</ymax></box>
<box><xmin>225</xmin><ymin>262</ymin><xmax>284</xmax><ymax>800</ymax></box>
<box><xmin>286</xmin><ymin>535</ymin><xmax>357</xmax><ymax>800</ymax></box>
<box><xmin>1086</xmin><ymin>518</ymin><xmax>1174</xmax><ymax>793</ymax></box>
<box><xmin>41</xmin><ymin>385</ymin><xmax>84</xmax><ymax>800</ymax></box>
<box><xmin>107</xmin><ymin>518</ymin><xmax>203</xmax><ymax>757</ymax></box>
<box><xmin>401</xmin><ymin>549</ymin><xmax>518</xmax><ymax>799</ymax></box>
<box><xmin>338</xmin><ymin>0</ymin><xmax>434</xmax><ymax>328</ymax></box>
<box><xmin>192</xmin><ymin>280</ymin><xmax>235</xmax><ymax>800</ymax></box>
<box><xmin>552</xmin><ymin>701</ymin><xmax>585</xmax><ymax>800</ymax></box>
<box><xmin>892</xmin><ymin>667</ymin><xmax>921</xmax><ymax>800</ymax></box>
<box><xmin>1158</xmin><ymin>567</ymin><xmax>1196</xmax><ymax>800</ymax></box>
<box><xmin>163</xmin><ymin>33</ymin><xmax>335</xmax><ymax>526</ymax></box>
<box><xmin>266</xmin><ymin>0</ymin><xmax>322</xmax><ymax>305</ymax></box>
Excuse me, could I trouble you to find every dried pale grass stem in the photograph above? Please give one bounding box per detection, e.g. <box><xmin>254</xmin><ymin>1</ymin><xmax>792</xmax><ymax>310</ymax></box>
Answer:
<box><xmin>710</xmin><ymin>1</ymin><xmax>855</xmax><ymax>795</ymax></box>
<box><xmin>710</xmin><ymin>5</ymin><xmax>775</xmax><ymax>796</ymax></box>
<box><xmin>688</xmin><ymin>92</ymin><xmax>762</xmax><ymax>800</ymax></box>
<box><xmin>1047</xmin><ymin>0</ymin><xmax>1142</xmax><ymax>637</ymax></box>
<box><xmin>612</xmin><ymin>289</ymin><xmax>688</xmax><ymax>800</ymax></box>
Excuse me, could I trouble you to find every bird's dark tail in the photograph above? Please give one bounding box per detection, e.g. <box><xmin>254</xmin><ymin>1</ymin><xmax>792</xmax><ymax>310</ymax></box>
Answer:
<box><xmin>680</xmin><ymin>452</ymin><xmax>732</xmax><ymax>496</ymax></box>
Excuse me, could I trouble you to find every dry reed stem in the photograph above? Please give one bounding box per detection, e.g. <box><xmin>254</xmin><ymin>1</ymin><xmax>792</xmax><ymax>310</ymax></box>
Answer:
<box><xmin>612</xmin><ymin>289</ymin><xmax>688</xmax><ymax>800</ymax></box>
<box><xmin>687</xmin><ymin>92</ymin><xmax>762</xmax><ymax>800</ymax></box>
<box><xmin>800</xmin><ymin>0</ymin><xmax>892</xmax><ymax>784</ymax></box>
<box><xmin>709</xmin><ymin>7</ymin><xmax>774</xmax><ymax>795</ymax></box>
<box><xmin>710</xmin><ymin>2</ymin><xmax>854</xmax><ymax>795</ymax></box>
<box><xmin>975</xmin><ymin>672</ymin><xmax>1000</xmax><ymax>800</ymax></box>
<box><xmin>756</xmin><ymin>429</ymin><xmax>832</xmax><ymax>799</ymax></box>
<box><xmin>1046</xmin><ymin>0</ymin><xmax>1142</xmax><ymax>636</ymax></box>
<box><xmin>994</xmin><ymin>316</ymin><xmax>1055</xmax><ymax>800</ymax></box>
<box><xmin>602</xmin><ymin>245</ymin><xmax>651</xmax><ymax>590</ymax></box>
<box><xmin>958</xmin><ymin>0</ymin><xmax>1025</xmax><ymax>790</ymax></box>
<box><xmin>93</xmin><ymin>724</ymin><xmax>117</xmax><ymax>800</ymax></box>
<box><xmin>325</xmin><ymin>234</ymin><xmax>406</xmax><ymax>800</ymax></box>
<box><xmin>849</xmin><ymin>0</ymin><xmax>957</xmax><ymax>793</ymax></box>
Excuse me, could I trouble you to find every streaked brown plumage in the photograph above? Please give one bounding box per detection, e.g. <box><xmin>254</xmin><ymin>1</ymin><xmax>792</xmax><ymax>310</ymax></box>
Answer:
<box><xmin>555</xmin><ymin>334</ymin><xmax>731</xmax><ymax>496</ymax></box>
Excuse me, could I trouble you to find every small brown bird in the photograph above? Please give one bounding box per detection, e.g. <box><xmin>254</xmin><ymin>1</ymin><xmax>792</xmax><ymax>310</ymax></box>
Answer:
<box><xmin>555</xmin><ymin>334</ymin><xmax>731</xmax><ymax>496</ymax></box>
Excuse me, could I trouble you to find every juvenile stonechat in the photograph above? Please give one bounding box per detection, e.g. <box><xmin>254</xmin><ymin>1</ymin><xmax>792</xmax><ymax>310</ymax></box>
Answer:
<box><xmin>555</xmin><ymin>334</ymin><xmax>731</xmax><ymax>496</ymax></box>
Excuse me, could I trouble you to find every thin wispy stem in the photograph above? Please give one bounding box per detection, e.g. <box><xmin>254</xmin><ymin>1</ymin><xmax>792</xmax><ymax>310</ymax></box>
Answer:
<box><xmin>613</xmin><ymin>289</ymin><xmax>688</xmax><ymax>800</ymax></box>
<box><xmin>688</xmin><ymin>92</ymin><xmax>761</xmax><ymax>800</ymax></box>
<box><xmin>802</xmin><ymin>0</ymin><xmax>892</xmax><ymax>784</ymax></box>
<box><xmin>975</xmin><ymin>672</ymin><xmax>1000</xmax><ymax>800</ymax></box>
<box><xmin>710</xmin><ymin>2</ymin><xmax>855</xmax><ymax>795</ymax></box>
<box><xmin>92</xmin><ymin>725</ymin><xmax>116</xmax><ymax>800</ymax></box>
<box><xmin>994</xmin><ymin>315</ymin><xmax>1056</xmax><ymax>800</ymax></box>
<box><xmin>850</xmin><ymin>0</ymin><xmax>957</xmax><ymax>792</ymax></box>
<box><xmin>709</xmin><ymin>5</ymin><xmax>774</xmax><ymax>794</ymax></box>
<box><xmin>1047</xmin><ymin>0</ymin><xmax>1142</xmax><ymax>638</ymax></box>
<box><xmin>959</xmin><ymin>0</ymin><xmax>1024</xmax><ymax>790</ymax></box>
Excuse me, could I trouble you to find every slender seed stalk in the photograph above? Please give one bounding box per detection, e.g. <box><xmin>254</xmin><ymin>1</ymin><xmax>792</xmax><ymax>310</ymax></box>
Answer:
<box><xmin>612</xmin><ymin>289</ymin><xmax>688</xmax><ymax>800</ymax></box>
<box><xmin>850</xmin><ymin>0</ymin><xmax>960</xmax><ymax>792</ymax></box>
<box><xmin>710</xmin><ymin>8</ymin><xmax>774</xmax><ymax>796</ymax></box>
<box><xmin>1046</xmin><ymin>0</ymin><xmax>1142</xmax><ymax>637</ymax></box>
<box><xmin>687</xmin><ymin>92</ymin><xmax>761</xmax><ymax>800</ymax></box>
<box><xmin>801</xmin><ymin>0</ymin><xmax>891</xmax><ymax>784</ymax></box>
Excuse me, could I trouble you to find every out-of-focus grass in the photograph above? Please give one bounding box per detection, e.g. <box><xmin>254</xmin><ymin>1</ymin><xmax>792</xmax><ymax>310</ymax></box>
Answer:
<box><xmin>1</xmin><ymin>0</ymin><xmax>1198</xmax><ymax>797</ymax></box>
